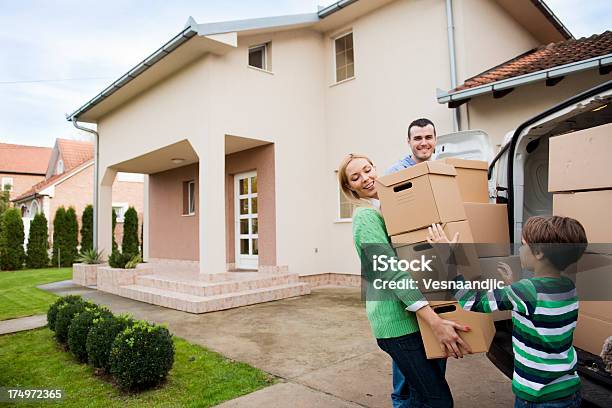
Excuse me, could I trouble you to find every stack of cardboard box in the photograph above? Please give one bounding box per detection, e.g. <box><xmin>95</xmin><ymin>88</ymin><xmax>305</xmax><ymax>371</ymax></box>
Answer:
<box><xmin>375</xmin><ymin>158</ymin><xmax>508</xmax><ymax>358</ymax></box>
<box><xmin>549</xmin><ymin>123</ymin><xmax>612</xmax><ymax>356</ymax></box>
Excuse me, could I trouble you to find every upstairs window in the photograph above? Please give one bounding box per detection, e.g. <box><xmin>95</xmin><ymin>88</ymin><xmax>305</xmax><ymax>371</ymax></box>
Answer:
<box><xmin>334</xmin><ymin>32</ymin><xmax>354</xmax><ymax>83</ymax></box>
<box><xmin>56</xmin><ymin>159</ymin><xmax>64</xmax><ymax>175</ymax></box>
<box><xmin>1</xmin><ymin>177</ymin><xmax>13</xmax><ymax>191</ymax></box>
<box><xmin>248</xmin><ymin>43</ymin><xmax>268</xmax><ymax>70</ymax></box>
<box><xmin>183</xmin><ymin>180</ymin><xmax>196</xmax><ymax>215</ymax></box>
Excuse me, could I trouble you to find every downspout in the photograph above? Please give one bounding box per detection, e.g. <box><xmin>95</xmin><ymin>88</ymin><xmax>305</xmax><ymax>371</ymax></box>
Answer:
<box><xmin>445</xmin><ymin>0</ymin><xmax>461</xmax><ymax>131</ymax></box>
<box><xmin>71</xmin><ymin>118</ymin><xmax>99</xmax><ymax>250</ymax></box>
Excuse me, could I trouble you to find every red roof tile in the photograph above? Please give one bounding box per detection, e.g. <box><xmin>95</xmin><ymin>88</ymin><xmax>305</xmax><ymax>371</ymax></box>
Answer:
<box><xmin>12</xmin><ymin>159</ymin><xmax>93</xmax><ymax>202</ymax></box>
<box><xmin>57</xmin><ymin>138</ymin><xmax>93</xmax><ymax>171</ymax></box>
<box><xmin>456</xmin><ymin>31</ymin><xmax>612</xmax><ymax>92</ymax></box>
<box><xmin>0</xmin><ymin>143</ymin><xmax>53</xmax><ymax>175</ymax></box>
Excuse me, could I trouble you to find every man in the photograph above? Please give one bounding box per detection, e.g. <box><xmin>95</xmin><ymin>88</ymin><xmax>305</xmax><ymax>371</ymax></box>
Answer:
<box><xmin>386</xmin><ymin>117</ymin><xmax>437</xmax><ymax>174</ymax></box>
<box><xmin>386</xmin><ymin>117</ymin><xmax>438</xmax><ymax>408</ymax></box>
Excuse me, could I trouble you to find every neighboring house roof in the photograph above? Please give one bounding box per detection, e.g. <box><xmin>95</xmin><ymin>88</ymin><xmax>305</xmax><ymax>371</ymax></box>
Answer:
<box><xmin>12</xmin><ymin>159</ymin><xmax>94</xmax><ymax>203</ymax></box>
<box><xmin>0</xmin><ymin>143</ymin><xmax>52</xmax><ymax>175</ymax></box>
<box><xmin>68</xmin><ymin>0</ymin><xmax>570</xmax><ymax>123</ymax></box>
<box><xmin>57</xmin><ymin>138</ymin><xmax>94</xmax><ymax>170</ymax></box>
<box><xmin>438</xmin><ymin>31</ymin><xmax>612</xmax><ymax>104</ymax></box>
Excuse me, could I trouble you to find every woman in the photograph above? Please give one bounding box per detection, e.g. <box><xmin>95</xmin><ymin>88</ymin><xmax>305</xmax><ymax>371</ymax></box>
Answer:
<box><xmin>338</xmin><ymin>153</ymin><xmax>471</xmax><ymax>408</ymax></box>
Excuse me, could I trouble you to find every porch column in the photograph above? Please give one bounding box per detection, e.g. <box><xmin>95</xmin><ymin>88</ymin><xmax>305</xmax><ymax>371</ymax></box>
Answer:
<box><xmin>142</xmin><ymin>174</ymin><xmax>150</xmax><ymax>261</ymax></box>
<box><xmin>197</xmin><ymin>137</ymin><xmax>226</xmax><ymax>274</ymax></box>
<box><xmin>98</xmin><ymin>167</ymin><xmax>116</xmax><ymax>258</ymax></box>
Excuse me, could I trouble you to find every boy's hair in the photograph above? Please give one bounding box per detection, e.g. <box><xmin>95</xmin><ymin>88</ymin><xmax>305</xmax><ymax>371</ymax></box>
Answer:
<box><xmin>522</xmin><ymin>216</ymin><xmax>588</xmax><ymax>271</ymax></box>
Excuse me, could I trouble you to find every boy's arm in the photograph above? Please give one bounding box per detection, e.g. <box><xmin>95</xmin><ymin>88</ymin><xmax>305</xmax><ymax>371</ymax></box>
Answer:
<box><xmin>354</xmin><ymin>209</ymin><xmax>428</xmax><ymax>312</ymax></box>
<box><xmin>452</xmin><ymin>276</ymin><xmax>536</xmax><ymax>315</ymax></box>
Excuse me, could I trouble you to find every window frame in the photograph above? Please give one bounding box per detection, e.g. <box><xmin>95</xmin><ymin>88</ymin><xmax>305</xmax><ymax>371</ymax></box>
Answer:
<box><xmin>112</xmin><ymin>202</ymin><xmax>129</xmax><ymax>223</ymax></box>
<box><xmin>335</xmin><ymin>170</ymin><xmax>357</xmax><ymax>223</ymax></box>
<box><xmin>56</xmin><ymin>160</ymin><xmax>64</xmax><ymax>175</ymax></box>
<box><xmin>248</xmin><ymin>43</ymin><xmax>269</xmax><ymax>71</ymax></box>
<box><xmin>1</xmin><ymin>177</ymin><xmax>13</xmax><ymax>191</ymax></box>
<box><xmin>333</xmin><ymin>31</ymin><xmax>355</xmax><ymax>84</ymax></box>
<box><xmin>187</xmin><ymin>180</ymin><xmax>196</xmax><ymax>216</ymax></box>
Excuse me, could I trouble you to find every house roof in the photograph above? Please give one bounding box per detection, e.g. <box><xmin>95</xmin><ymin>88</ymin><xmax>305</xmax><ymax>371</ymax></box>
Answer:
<box><xmin>438</xmin><ymin>31</ymin><xmax>612</xmax><ymax>104</ymax></box>
<box><xmin>57</xmin><ymin>138</ymin><xmax>94</xmax><ymax>170</ymax></box>
<box><xmin>458</xmin><ymin>31</ymin><xmax>612</xmax><ymax>91</ymax></box>
<box><xmin>12</xmin><ymin>159</ymin><xmax>93</xmax><ymax>203</ymax></box>
<box><xmin>0</xmin><ymin>143</ymin><xmax>52</xmax><ymax>175</ymax></box>
<box><xmin>68</xmin><ymin>0</ymin><xmax>571</xmax><ymax>123</ymax></box>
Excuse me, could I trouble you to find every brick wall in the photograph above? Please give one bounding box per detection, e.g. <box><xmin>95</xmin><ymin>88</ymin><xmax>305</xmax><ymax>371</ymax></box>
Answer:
<box><xmin>0</xmin><ymin>172</ymin><xmax>45</xmax><ymax>201</ymax></box>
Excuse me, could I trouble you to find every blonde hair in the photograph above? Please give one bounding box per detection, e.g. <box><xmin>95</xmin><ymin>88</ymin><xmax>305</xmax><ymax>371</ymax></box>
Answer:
<box><xmin>338</xmin><ymin>153</ymin><xmax>375</xmax><ymax>202</ymax></box>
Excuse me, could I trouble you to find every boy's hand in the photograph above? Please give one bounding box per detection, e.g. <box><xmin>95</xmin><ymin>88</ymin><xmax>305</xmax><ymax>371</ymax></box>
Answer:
<box><xmin>427</xmin><ymin>223</ymin><xmax>459</xmax><ymax>245</ymax></box>
<box><xmin>497</xmin><ymin>262</ymin><xmax>514</xmax><ymax>286</ymax></box>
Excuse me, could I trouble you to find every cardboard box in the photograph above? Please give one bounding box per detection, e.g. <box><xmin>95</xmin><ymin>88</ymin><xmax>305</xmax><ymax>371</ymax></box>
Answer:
<box><xmin>549</xmin><ymin>123</ymin><xmax>612</xmax><ymax>192</ymax></box>
<box><xmin>574</xmin><ymin>253</ymin><xmax>612</xmax><ymax>301</ymax></box>
<box><xmin>376</xmin><ymin>161</ymin><xmax>466</xmax><ymax>236</ymax></box>
<box><xmin>478</xmin><ymin>255</ymin><xmax>522</xmax><ymax>282</ymax></box>
<box><xmin>553</xmin><ymin>190</ymin><xmax>612</xmax><ymax>250</ymax></box>
<box><xmin>417</xmin><ymin>301</ymin><xmax>496</xmax><ymax>359</ymax></box>
<box><xmin>392</xmin><ymin>220</ymin><xmax>482</xmax><ymax>283</ymax></box>
<box><xmin>464</xmin><ymin>203</ymin><xmax>510</xmax><ymax>257</ymax></box>
<box><xmin>574</xmin><ymin>312</ymin><xmax>612</xmax><ymax>355</ymax></box>
<box><xmin>438</xmin><ymin>158</ymin><xmax>489</xmax><ymax>203</ymax></box>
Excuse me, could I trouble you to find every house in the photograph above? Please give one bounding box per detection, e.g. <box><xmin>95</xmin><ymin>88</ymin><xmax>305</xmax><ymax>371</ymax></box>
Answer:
<box><xmin>12</xmin><ymin>138</ymin><xmax>144</xmax><ymax>247</ymax></box>
<box><xmin>65</xmin><ymin>0</ymin><xmax>608</xmax><ymax>312</ymax></box>
<box><xmin>0</xmin><ymin>143</ymin><xmax>52</xmax><ymax>201</ymax></box>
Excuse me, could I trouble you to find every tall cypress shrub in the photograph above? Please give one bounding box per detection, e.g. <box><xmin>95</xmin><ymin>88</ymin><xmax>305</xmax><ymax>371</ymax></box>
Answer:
<box><xmin>65</xmin><ymin>207</ymin><xmax>79</xmax><ymax>266</ymax></box>
<box><xmin>26</xmin><ymin>212</ymin><xmax>49</xmax><ymax>268</ymax></box>
<box><xmin>52</xmin><ymin>207</ymin><xmax>66</xmax><ymax>267</ymax></box>
<box><xmin>112</xmin><ymin>208</ymin><xmax>117</xmax><ymax>252</ymax></box>
<box><xmin>80</xmin><ymin>205</ymin><xmax>93</xmax><ymax>253</ymax></box>
<box><xmin>0</xmin><ymin>208</ymin><xmax>25</xmax><ymax>270</ymax></box>
<box><xmin>122</xmin><ymin>207</ymin><xmax>139</xmax><ymax>256</ymax></box>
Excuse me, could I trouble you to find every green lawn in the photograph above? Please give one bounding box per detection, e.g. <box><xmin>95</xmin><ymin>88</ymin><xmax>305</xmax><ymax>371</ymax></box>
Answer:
<box><xmin>0</xmin><ymin>267</ymin><xmax>72</xmax><ymax>320</ymax></box>
<box><xmin>0</xmin><ymin>328</ymin><xmax>275</xmax><ymax>407</ymax></box>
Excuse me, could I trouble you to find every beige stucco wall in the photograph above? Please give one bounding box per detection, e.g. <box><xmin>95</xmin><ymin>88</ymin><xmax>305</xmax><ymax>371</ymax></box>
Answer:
<box><xmin>225</xmin><ymin>144</ymin><xmax>276</xmax><ymax>267</ymax></box>
<box><xmin>467</xmin><ymin>70</ymin><xmax>610</xmax><ymax>148</ymax></box>
<box><xmin>148</xmin><ymin>163</ymin><xmax>199</xmax><ymax>260</ymax></box>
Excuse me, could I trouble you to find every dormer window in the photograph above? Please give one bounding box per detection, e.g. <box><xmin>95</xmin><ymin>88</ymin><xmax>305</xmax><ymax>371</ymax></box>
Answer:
<box><xmin>56</xmin><ymin>159</ymin><xmax>64</xmax><ymax>175</ymax></box>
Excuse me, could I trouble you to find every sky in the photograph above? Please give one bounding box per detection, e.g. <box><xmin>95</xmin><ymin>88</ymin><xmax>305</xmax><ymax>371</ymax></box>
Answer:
<box><xmin>0</xmin><ymin>0</ymin><xmax>610</xmax><ymax>148</ymax></box>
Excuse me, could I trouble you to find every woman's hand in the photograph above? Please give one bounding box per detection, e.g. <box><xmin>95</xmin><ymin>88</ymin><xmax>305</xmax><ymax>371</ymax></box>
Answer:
<box><xmin>417</xmin><ymin>306</ymin><xmax>472</xmax><ymax>359</ymax></box>
<box><xmin>426</xmin><ymin>223</ymin><xmax>459</xmax><ymax>245</ymax></box>
<box><xmin>496</xmin><ymin>262</ymin><xmax>514</xmax><ymax>286</ymax></box>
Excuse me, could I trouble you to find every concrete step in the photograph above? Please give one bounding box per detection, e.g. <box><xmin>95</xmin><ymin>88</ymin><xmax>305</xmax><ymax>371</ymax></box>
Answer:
<box><xmin>134</xmin><ymin>273</ymin><xmax>300</xmax><ymax>297</ymax></box>
<box><xmin>119</xmin><ymin>282</ymin><xmax>311</xmax><ymax>314</ymax></box>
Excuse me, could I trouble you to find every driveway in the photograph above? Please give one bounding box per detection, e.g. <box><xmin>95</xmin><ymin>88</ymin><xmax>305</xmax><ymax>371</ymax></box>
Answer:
<box><xmin>41</xmin><ymin>281</ymin><xmax>513</xmax><ymax>407</ymax></box>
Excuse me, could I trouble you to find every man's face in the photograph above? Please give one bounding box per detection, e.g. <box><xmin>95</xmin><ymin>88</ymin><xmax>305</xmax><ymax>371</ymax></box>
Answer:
<box><xmin>408</xmin><ymin>124</ymin><xmax>436</xmax><ymax>163</ymax></box>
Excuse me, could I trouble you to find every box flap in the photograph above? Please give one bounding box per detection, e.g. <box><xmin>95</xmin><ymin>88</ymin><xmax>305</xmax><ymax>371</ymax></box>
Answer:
<box><xmin>439</xmin><ymin>158</ymin><xmax>488</xmax><ymax>170</ymax></box>
<box><xmin>376</xmin><ymin>161</ymin><xmax>457</xmax><ymax>187</ymax></box>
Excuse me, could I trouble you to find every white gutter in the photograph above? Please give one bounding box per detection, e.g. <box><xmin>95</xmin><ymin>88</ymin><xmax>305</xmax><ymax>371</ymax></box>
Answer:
<box><xmin>445</xmin><ymin>0</ymin><xmax>460</xmax><ymax>131</ymax></box>
<box><xmin>318</xmin><ymin>0</ymin><xmax>359</xmax><ymax>18</ymax></box>
<box><xmin>437</xmin><ymin>53</ymin><xmax>612</xmax><ymax>104</ymax></box>
<box><xmin>71</xmin><ymin>120</ymin><xmax>99</xmax><ymax>250</ymax></box>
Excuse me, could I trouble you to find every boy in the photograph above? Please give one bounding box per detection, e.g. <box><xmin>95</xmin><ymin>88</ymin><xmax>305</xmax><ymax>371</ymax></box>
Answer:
<box><xmin>427</xmin><ymin>216</ymin><xmax>587</xmax><ymax>408</ymax></box>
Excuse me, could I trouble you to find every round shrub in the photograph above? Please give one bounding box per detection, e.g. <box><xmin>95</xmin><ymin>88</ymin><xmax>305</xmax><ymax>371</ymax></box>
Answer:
<box><xmin>47</xmin><ymin>295</ymin><xmax>84</xmax><ymax>332</ymax></box>
<box><xmin>68</xmin><ymin>306</ymin><xmax>113</xmax><ymax>362</ymax></box>
<box><xmin>54</xmin><ymin>299</ymin><xmax>96</xmax><ymax>344</ymax></box>
<box><xmin>109</xmin><ymin>320</ymin><xmax>175</xmax><ymax>390</ymax></box>
<box><xmin>87</xmin><ymin>314</ymin><xmax>134</xmax><ymax>372</ymax></box>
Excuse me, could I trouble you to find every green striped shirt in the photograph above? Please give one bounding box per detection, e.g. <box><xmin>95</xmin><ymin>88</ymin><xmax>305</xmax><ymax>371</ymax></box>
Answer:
<box><xmin>452</xmin><ymin>276</ymin><xmax>580</xmax><ymax>402</ymax></box>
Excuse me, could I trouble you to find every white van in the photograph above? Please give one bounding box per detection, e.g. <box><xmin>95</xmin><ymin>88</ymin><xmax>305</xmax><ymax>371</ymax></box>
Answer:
<box><xmin>437</xmin><ymin>79</ymin><xmax>612</xmax><ymax>408</ymax></box>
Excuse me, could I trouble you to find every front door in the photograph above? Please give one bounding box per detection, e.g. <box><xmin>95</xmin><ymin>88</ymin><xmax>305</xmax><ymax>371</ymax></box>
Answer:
<box><xmin>234</xmin><ymin>171</ymin><xmax>258</xmax><ymax>270</ymax></box>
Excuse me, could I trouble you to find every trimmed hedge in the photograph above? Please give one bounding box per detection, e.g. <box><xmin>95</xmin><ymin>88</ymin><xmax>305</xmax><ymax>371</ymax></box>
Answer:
<box><xmin>51</xmin><ymin>207</ymin><xmax>66</xmax><ymax>267</ymax></box>
<box><xmin>108</xmin><ymin>250</ymin><xmax>133</xmax><ymax>269</ymax></box>
<box><xmin>65</xmin><ymin>207</ymin><xmax>79</xmax><ymax>265</ymax></box>
<box><xmin>26</xmin><ymin>212</ymin><xmax>49</xmax><ymax>269</ymax></box>
<box><xmin>86</xmin><ymin>314</ymin><xmax>134</xmax><ymax>372</ymax></box>
<box><xmin>54</xmin><ymin>299</ymin><xmax>93</xmax><ymax>344</ymax></box>
<box><xmin>68</xmin><ymin>306</ymin><xmax>113</xmax><ymax>362</ymax></box>
<box><xmin>112</xmin><ymin>208</ymin><xmax>117</xmax><ymax>252</ymax></box>
<box><xmin>109</xmin><ymin>320</ymin><xmax>175</xmax><ymax>390</ymax></box>
<box><xmin>121</xmin><ymin>207</ymin><xmax>139</xmax><ymax>256</ymax></box>
<box><xmin>80</xmin><ymin>205</ymin><xmax>93</xmax><ymax>253</ymax></box>
<box><xmin>47</xmin><ymin>295</ymin><xmax>84</xmax><ymax>332</ymax></box>
<box><xmin>0</xmin><ymin>208</ymin><xmax>25</xmax><ymax>270</ymax></box>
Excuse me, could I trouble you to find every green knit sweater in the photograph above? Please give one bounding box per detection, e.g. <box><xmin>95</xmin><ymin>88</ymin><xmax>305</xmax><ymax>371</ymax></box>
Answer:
<box><xmin>352</xmin><ymin>207</ymin><xmax>427</xmax><ymax>339</ymax></box>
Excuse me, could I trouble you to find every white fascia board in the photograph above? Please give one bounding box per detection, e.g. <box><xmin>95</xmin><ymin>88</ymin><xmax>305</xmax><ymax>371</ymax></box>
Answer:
<box><xmin>195</xmin><ymin>13</ymin><xmax>319</xmax><ymax>36</ymax></box>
